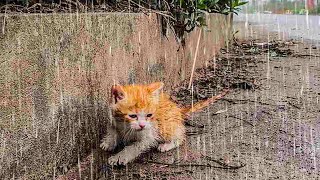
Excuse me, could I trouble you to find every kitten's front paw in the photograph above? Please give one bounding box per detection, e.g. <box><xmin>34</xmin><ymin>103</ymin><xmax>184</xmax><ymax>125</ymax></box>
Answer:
<box><xmin>100</xmin><ymin>137</ymin><xmax>117</xmax><ymax>151</ymax></box>
<box><xmin>100</xmin><ymin>142</ymin><xmax>114</xmax><ymax>151</ymax></box>
<box><xmin>108</xmin><ymin>154</ymin><xmax>130</xmax><ymax>166</ymax></box>
<box><xmin>158</xmin><ymin>142</ymin><xmax>175</xmax><ymax>152</ymax></box>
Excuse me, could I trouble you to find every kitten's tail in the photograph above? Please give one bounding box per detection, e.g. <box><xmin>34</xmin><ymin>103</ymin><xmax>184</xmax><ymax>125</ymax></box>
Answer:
<box><xmin>181</xmin><ymin>89</ymin><xmax>230</xmax><ymax>116</ymax></box>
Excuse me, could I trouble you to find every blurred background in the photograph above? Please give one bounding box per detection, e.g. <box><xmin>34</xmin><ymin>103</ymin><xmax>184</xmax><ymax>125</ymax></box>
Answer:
<box><xmin>245</xmin><ymin>0</ymin><xmax>319</xmax><ymax>15</ymax></box>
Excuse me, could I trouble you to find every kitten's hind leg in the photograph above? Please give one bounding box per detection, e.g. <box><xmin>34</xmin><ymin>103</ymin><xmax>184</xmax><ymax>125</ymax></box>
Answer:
<box><xmin>158</xmin><ymin>139</ymin><xmax>182</xmax><ymax>152</ymax></box>
<box><xmin>158</xmin><ymin>127</ymin><xmax>185</xmax><ymax>152</ymax></box>
<box><xmin>100</xmin><ymin>128</ymin><xmax>118</xmax><ymax>151</ymax></box>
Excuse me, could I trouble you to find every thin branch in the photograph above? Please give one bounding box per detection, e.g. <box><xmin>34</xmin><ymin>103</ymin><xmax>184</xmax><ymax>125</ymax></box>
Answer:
<box><xmin>129</xmin><ymin>0</ymin><xmax>176</xmax><ymax>21</ymax></box>
<box><xmin>146</xmin><ymin>160</ymin><xmax>246</xmax><ymax>170</ymax></box>
<box><xmin>203</xmin><ymin>155</ymin><xmax>244</xmax><ymax>169</ymax></box>
<box><xmin>185</xmin><ymin>120</ymin><xmax>205</xmax><ymax>128</ymax></box>
<box><xmin>186</xmin><ymin>130</ymin><xmax>208</xmax><ymax>136</ymax></box>
<box><xmin>222</xmin><ymin>98</ymin><xmax>275</xmax><ymax>106</ymax></box>
<box><xmin>293</xmin><ymin>54</ymin><xmax>320</xmax><ymax>58</ymax></box>
<box><xmin>287</xmin><ymin>101</ymin><xmax>302</xmax><ymax>109</ymax></box>
<box><xmin>188</xmin><ymin>28</ymin><xmax>202</xmax><ymax>89</ymax></box>
<box><xmin>228</xmin><ymin>115</ymin><xmax>254</xmax><ymax>126</ymax></box>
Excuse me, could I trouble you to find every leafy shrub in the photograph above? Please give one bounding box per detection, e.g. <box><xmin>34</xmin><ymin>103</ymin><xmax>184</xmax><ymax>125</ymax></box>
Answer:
<box><xmin>137</xmin><ymin>0</ymin><xmax>248</xmax><ymax>44</ymax></box>
<box><xmin>1</xmin><ymin>0</ymin><xmax>248</xmax><ymax>44</ymax></box>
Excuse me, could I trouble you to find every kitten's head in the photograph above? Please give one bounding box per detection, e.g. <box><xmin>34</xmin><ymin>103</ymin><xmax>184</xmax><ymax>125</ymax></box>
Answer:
<box><xmin>111</xmin><ymin>82</ymin><xmax>163</xmax><ymax>131</ymax></box>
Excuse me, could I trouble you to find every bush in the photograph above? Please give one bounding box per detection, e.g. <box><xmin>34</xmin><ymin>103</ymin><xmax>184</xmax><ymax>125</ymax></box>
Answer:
<box><xmin>0</xmin><ymin>0</ymin><xmax>248</xmax><ymax>45</ymax></box>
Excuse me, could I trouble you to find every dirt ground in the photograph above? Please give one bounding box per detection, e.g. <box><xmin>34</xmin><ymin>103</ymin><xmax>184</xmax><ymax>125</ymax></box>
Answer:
<box><xmin>79</xmin><ymin>21</ymin><xmax>320</xmax><ymax>180</ymax></box>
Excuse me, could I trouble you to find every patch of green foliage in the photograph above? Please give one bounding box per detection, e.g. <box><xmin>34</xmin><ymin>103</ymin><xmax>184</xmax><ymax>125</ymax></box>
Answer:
<box><xmin>142</xmin><ymin>0</ymin><xmax>248</xmax><ymax>44</ymax></box>
<box><xmin>1</xmin><ymin>0</ymin><xmax>247</xmax><ymax>44</ymax></box>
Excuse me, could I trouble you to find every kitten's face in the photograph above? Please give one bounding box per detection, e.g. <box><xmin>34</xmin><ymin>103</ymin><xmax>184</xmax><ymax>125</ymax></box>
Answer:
<box><xmin>111</xmin><ymin>82</ymin><xmax>163</xmax><ymax>131</ymax></box>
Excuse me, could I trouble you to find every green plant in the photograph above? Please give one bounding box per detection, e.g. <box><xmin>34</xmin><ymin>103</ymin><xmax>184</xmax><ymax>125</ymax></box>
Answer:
<box><xmin>0</xmin><ymin>0</ymin><xmax>248</xmax><ymax>45</ymax></box>
<box><xmin>146</xmin><ymin>0</ymin><xmax>247</xmax><ymax>45</ymax></box>
<box><xmin>229</xmin><ymin>0</ymin><xmax>248</xmax><ymax>14</ymax></box>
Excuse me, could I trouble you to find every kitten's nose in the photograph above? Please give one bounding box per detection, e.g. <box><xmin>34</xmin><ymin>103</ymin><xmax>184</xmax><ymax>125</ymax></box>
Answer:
<box><xmin>139</xmin><ymin>123</ymin><xmax>146</xmax><ymax>129</ymax></box>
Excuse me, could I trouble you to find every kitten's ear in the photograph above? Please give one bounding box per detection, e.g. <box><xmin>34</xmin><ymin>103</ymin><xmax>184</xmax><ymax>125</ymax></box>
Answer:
<box><xmin>148</xmin><ymin>82</ymin><xmax>164</xmax><ymax>97</ymax></box>
<box><xmin>111</xmin><ymin>85</ymin><xmax>125</xmax><ymax>103</ymax></box>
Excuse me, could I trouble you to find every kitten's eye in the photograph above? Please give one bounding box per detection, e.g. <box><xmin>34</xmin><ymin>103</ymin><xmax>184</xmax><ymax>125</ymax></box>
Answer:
<box><xmin>128</xmin><ymin>114</ymin><xmax>137</xmax><ymax>118</ymax></box>
<box><xmin>146</xmin><ymin>114</ymin><xmax>153</xmax><ymax>117</ymax></box>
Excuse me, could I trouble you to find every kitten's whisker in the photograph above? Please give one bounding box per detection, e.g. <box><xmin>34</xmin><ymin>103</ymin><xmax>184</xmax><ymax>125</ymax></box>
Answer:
<box><xmin>123</xmin><ymin>129</ymin><xmax>129</xmax><ymax>141</ymax></box>
<box><xmin>123</xmin><ymin>128</ymin><xmax>133</xmax><ymax>141</ymax></box>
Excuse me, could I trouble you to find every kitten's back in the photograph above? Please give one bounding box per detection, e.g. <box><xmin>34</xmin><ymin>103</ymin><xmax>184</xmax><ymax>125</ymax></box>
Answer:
<box><xmin>155</xmin><ymin>93</ymin><xmax>185</xmax><ymax>142</ymax></box>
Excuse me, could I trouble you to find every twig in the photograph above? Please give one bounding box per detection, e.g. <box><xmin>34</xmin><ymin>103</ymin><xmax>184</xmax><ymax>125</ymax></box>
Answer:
<box><xmin>27</xmin><ymin>3</ymin><xmax>42</xmax><ymax>10</ymax></box>
<box><xmin>286</xmin><ymin>96</ymin><xmax>298</xmax><ymax>100</ymax></box>
<box><xmin>146</xmin><ymin>160</ymin><xmax>245</xmax><ymax>170</ymax></box>
<box><xmin>222</xmin><ymin>98</ymin><xmax>275</xmax><ymax>106</ymax></box>
<box><xmin>75</xmin><ymin>0</ymin><xmax>86</xmax><ymax>11</ymax></box>
<box><xmin>210</xmin><ymin>108</ymin><xmax>228</xmax><ymax>115</ymax></box>
<box><xmin>128</xmin><ymin>0</ymin><xmax>176</xmax><ymax>21</ymax></box>
<box><xmin>260</xmin><ymin>110</ymin><xmax>273</xmax><ymax>116</ymax></box>
<box><xmin>203</xmin><ymin>155</ymin><xmax>245</xmax><ymax>169</ymax></box>
<box><xmin>186</xmin><ymin>130</ymin><xmax>208</xmax><ymax>136</ymax></box>
<box><xmin>287</xmin><ymin>101</ymin><xmax>302</xmax><ymax>109</ymax></box>
<box><xmin>188</xmin><ymin>28</ymin><xmax>202</xmax><ymax>89</ymax></box>
<box><xmin>185</xmin><ymin>121</ymin><xmax>205</xmax><ymax>128</ymax></box>
<box><xmin>228</xmin><ymin>115</ymin><xmax>254</xmax><ymax>126</ymax></box>
<box><xmin>294</xmin><ymin>54</ymin><xmax>320</xmax><ymax>58</ymax></box>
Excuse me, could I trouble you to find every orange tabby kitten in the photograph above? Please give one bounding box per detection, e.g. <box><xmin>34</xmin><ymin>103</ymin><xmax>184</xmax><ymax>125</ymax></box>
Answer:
<box><xmin>100</xmin><ymin>82</ymin><xmax>228</xmax><ymax>165</ymax></box>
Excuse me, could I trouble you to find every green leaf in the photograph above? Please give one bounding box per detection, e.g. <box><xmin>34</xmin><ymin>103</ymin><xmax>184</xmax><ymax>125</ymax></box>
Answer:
<box><xmin>196</xmin><ymin>16</ymin><xmax>207</xmax><ymax>26</ymax></box>
<box><xmin>197</xmin><ymin>4</ymin><xmax>207</xmax><ymax>10</ymax></box>
<box><xmin>237</xmin><ymin>1</ymin><xmax>248</xmax><ymax>6</ymax></box>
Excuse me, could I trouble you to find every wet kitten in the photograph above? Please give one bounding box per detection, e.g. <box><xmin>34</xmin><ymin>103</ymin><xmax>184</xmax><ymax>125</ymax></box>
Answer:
<box><xmin>100</xmin><ymin>82</ymin><xmax>227</xmax><ymax>165</ymax></box>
